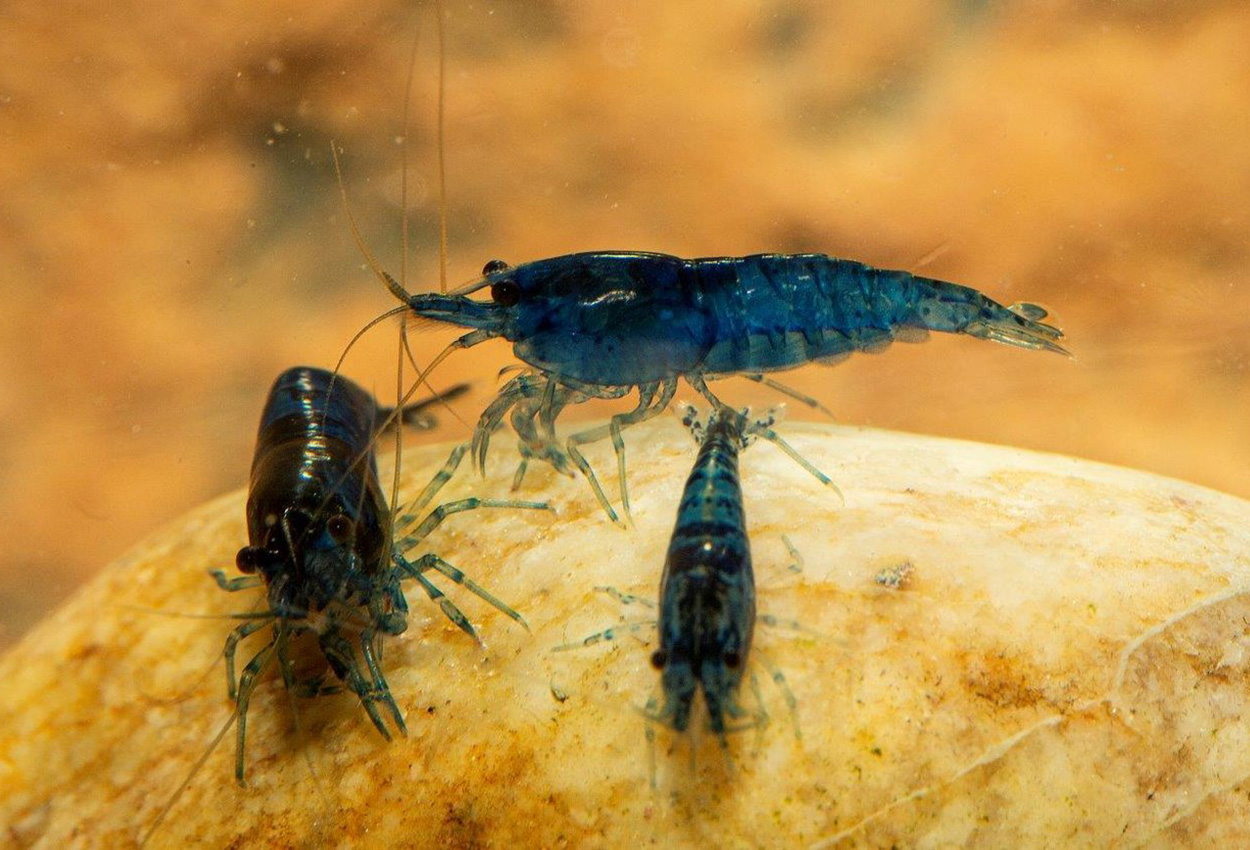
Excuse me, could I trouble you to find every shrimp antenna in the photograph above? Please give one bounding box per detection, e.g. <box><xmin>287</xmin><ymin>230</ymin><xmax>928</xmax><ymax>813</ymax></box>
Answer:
<box><xmin>384</xmin><ymin>332</ymin><xmax>485</xmax><ymax>441</ymax></box>
<box><xmin>121</xmin><ymin>606</ymin><xmax>277</xmax><ymax>622</ymax></box>
<box><xmin>330</xmin><ymin>141</ymin><xmax>470</xmax><ymax>434</ymax></box>
<box><xmin>390</xmin><ymin>321</ymin><xmax>407</xmax><ymax>530</ymax></box>
<box><xmin>388</xmin><ymin>5</ymin><xmax>416</xmax><ymax>523</ymax></box>
<box><xmin>336</xmin><ymin>335</ymin><xmax>470</xmax><ymax>494</ymax></box>
<box><xmin>331</xmin><ymin>141</ymin><xmax>412</xmax><ymax>303</ymax></box>
<box><xmin>396</xmin><ymin>327</ymin><xmax>472</xmax><ymax>431</ymax></box>
<box><xmin>327</xmin><ymin>4</ymin><xmax>468</xmax><ymax>491</ymax></box>
<box><xmin>138</xmin><ymin>628</ymin><xmax>281</xmax><ymax>846</ymax></box>
<box><xmin>138</xmin><ymin>706</ymin><xmax>243</xmax><ymax>846</ymax></box>
<box><xmin>435</xmin><ymin>0</ymin><xmax>449</xmax><ymax>294</ymax></box>
<box><xmin>317</xmin><ymin>345</ymin><xmax>472</xmax><ymax>527</ymax></box>
<box><xmin>320</xmin><ymin>296</ymin><xmax>401</xmax><ymax>438</ymax></box>
<box><xmin>333</xmin><ymin>305</ymin><xmax>411</xmax><ymax>375</ymax></box>
<box><xmin>398</xmin><ymin>11</ymin><xmax>422</xmax><ymax>303</ymax></box>
<box><xmin>393</xmin><ymin>7</ymin><xmax>424</xmax><ymax>473</ymax></box>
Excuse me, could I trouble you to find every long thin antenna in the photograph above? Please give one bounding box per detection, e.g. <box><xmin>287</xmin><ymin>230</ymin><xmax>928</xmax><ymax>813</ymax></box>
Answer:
<box><xmin>399</xmin><ymin>15</ymin><xmax>422</xmax><ymax>302</ymax></box>
<box><xmin>436</xmin><ymin>0</ymin><xmax>449</xmax><ymax>294</ymax></box>
<box><xmin>391</xmin><ymin>326</ymin><xmax>406</xmax><ymax>526</ymax></box>
<box><xmin>332</xmin><ymin>142</ymin><xmax>398</xmax><ymax>297</ymax></box>
<box><xmin>331</xmin><ymin>143</ymin><xmax>471</xmax><ymax>428</ymax></box>
<box><xmin>395</xmin><ymin>13</ymin><xmax>424</xmax><ymax>545</ymax></box>
<box><xmin>138</xmin><ymin>708</ymin><xmax>241</xmax><ymax>846</ymax></box>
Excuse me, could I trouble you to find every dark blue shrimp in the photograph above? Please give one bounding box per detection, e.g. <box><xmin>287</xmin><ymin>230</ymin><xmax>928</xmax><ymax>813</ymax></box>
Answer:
<box><xmin>390</xmin><ymin>251</ymin><xmax>1068</xmax><ymax>521</ymax></box>
<box><xmin>212</xmin><ymin>366</ymin><xmax>531</xmax><ymax>784</ymax></box>
<box><xmin>648</xmin><ymin>404</ymin><xmax>760</xmax><ymax>736</ymax></box>
<box><xmin>140</xmin><ymin>366</ymin><xmax>467</xmax><ymax>845</ymax></box>
<box><xmin>555</xmin><ymin>406</ymin><xmax>786</xmax><ymax>739</ymax></box>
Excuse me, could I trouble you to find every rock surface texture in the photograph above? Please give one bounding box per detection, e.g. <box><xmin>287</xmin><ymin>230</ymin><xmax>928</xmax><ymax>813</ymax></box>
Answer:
<box><xmin>2</xmin><ymin>419</ymin><xmax>1249</xmax><ymax>848</ymax></box>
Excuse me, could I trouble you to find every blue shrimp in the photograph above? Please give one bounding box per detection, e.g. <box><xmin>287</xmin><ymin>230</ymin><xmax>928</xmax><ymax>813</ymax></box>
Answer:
<box><xmin>209</xmin><ymin>366</ymin><xmax>537</xmax><ymax>784</ymax></box>
<box><xmin>389</xmin><ymin>251</ymin><xmax>1068</xmax><ymax>522</ymax></box>
<box><xmin>141</xmin><ymin>365</ymin><xmax>498</xmax><ymax>844</ymax></box>
<box><xmin>556</xmin><ymin>405</ymin><xmax>803</xmax><ymax>764</ymax></box>
<box><xmin>649</xmin><ymin>404</ymin><xmax>763</xmax><ymax>738</ymax></box>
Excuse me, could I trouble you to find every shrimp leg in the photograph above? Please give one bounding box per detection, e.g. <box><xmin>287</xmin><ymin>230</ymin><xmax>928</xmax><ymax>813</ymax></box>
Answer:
<box><xmin>359</xmin><ymin>627</ymin><xmax>408</xmax><ymax>733</ymax></box>
<box><xmin>393</xmin><ymin>496</ymin><xmax>549</xmax><ymax>631</ymax></box>
<box><xmin>552</xmin><ymin>585</ymin><xmax>659</xmax><ymax>650</ymax></box>
<box><xmin>395</xmin><ymin>442</ymin><xmax>470</xmax><ymax>529</ymax></box>
<box><xmin>739</xmin><ymin>373</ymin><xmax>836</xmax><ymax>419</ymax></box>
<box><xmin>398</xmin><ymin>565</ymin><xmax>484</xmax><ymax>644</ymax></box>
<box><xmin>563</xmin><ymin>377</ymin><xmax>678</xmax><ymax>524</ymax></box>
<box><xmin>233</xmin><ymin>636</ymin><xmax>278</xmax><ymax>784</ymax></box>
<box><xmin>687</xmin><ymin>376</ymin><xmax>840</xmax><ymax>498</ymax></box>
<box><xmin>511</xmin><ymin>381</ymin><xmax>578</xmax><ymax>486</ymax></box>
<box><xmin>220</xmin><ymin>617</ymin><xmax>274</xmax><ymax>701</ymax></box>
<box><xmin>319</xmin><ymin>629</ymin><xmax>396</xmax><ymax>742</ymax></box>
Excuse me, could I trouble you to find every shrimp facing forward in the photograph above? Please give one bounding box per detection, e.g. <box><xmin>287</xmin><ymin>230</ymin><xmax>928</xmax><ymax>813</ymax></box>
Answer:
<box><xmin>556</xmin><ymin>405</ymin><xmax>806</xmax><ymax>784</ymax></box>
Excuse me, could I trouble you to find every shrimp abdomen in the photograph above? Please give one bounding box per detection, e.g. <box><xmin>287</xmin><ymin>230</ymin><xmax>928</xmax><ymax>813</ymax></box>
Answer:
<box><xmin>694</xmin><ymin>253</ymin><xmax>1067</xmax><ymax>374</ymax></box>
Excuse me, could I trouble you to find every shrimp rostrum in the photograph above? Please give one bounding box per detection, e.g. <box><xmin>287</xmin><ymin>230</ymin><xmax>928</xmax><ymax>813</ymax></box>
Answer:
<box><xmin>392</xmin><ymin>251</ymin><xmax>1069</xmax><ymax>521</ymax></box>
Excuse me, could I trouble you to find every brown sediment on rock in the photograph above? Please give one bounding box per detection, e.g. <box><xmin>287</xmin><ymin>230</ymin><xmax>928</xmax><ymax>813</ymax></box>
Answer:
<box><xmin>4</xmin><ymin>2</ymin><xmax>1250</xmax><ymax>653</ymax></box>
<box><xmin>3</xmin><ymin>420</ymin><xmax>1250</xmax><ymax>847</ymax></box>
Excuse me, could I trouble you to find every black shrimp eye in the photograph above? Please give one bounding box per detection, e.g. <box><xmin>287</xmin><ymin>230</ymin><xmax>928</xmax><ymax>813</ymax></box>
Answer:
<box><xmin>482</xmin><ymin>258</ymin><xmax>511</xmax><ymax>277</ymax></box>
<box><xmin>490</xmin><ymin>279</ymin><xmax>521</xmax><ymax>307</ymax></box>
<box><xmin>326</xmin><ymin>513</ymin><xmax>354</xmax><ymax>542</ymax></box>
<box><xmin>649</xmin><ymin>649</ymin><xmax>668</xmax><ymax>670</ymax></box>
<box><xmin>235</xmin><ymin>546</ymin><xmax>262</xmax><ymax>574</ymax></box>
<box><xmin>723</xmin><ymin>650</ymin><xmax>742</xmax><ymax>669</ymax></box>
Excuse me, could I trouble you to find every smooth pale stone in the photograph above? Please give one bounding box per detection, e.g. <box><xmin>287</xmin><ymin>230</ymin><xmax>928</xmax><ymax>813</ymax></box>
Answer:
<box><xmin>2</xmin><ymin>418</ymin><xmax>1249</xmax><ymax>849</ymax></box>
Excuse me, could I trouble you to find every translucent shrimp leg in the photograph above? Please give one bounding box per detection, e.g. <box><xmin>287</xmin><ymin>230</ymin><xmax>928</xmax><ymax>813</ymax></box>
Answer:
<box><xmin>218</xmin><ymin>617</ymin><xmax>274</xmax><ymax>701</ymax></box>
<box><xmin>358</xmin><ymin>625</ymin><xmax>407</xmax><ymax>732</ymax></box>
<box><xmin>561</xmin><ymin>377</ymin><xmax>678</xmax><ymax>525</ymax></box>
<box><xmin>318</xmin><ymin>627</ymin><xmax>400</xmax><ymax>742</ymax></box>
<box><xmin>392</xmin><ymin>496</ymin><xmax>551</xmax><ymax>640</ymax></box>
<box><xmin>686</xmin><ymin>375</ymin><xmax>842</xmax><ymax>501</ymax></box>
<box><xmin>551</xmin><ymin>585</ymin><xmax>659</xmax><ymax>651</ymax></box>
<box><xmin>739</xmin><ymin>373</ymin><xmax>836</xmax><ymax>419</ymax></box>
<box><xmin>233</xmin><ymin>634</ymin><xmax>280</xmax><ymax>784</ymax></box>
<box><xmin>742</xmin><ymin>408</ymin><xmax>844</xmax><ymax>503</ymax></box>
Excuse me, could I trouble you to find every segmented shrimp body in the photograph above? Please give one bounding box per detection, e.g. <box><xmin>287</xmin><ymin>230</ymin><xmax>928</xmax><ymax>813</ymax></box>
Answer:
<box><xmin>413</xmin><ymin>251</ymin><xmax>1065</xmax><ymax>380</ymax></box>
<box><xmin>398</xmin><ymin>251</ymin><xmax>1067</xmax><ymax>521</ymax></box>
<box><xmin>553</xmin><ymin>404</ymin><xmax>800</xmax><ymax>748</ymax></box>
<box><xmin>217</xmin><ymin>366</ymin><xmax>527</xmax><ymax>783</ymax></box>
<box><xmin>650</xmin><ymin>405</ymin><xmax>757</xmax><ymax>734</ymax></box>
<box><xmin>238</xmin><ymin>367</ymin><xmax>397</xmax><ymax>624</ymax></box>
<box><xmin>216</xmin><ymin>366</ymin><xmax>420</xmax><ymax>784</ymax></box>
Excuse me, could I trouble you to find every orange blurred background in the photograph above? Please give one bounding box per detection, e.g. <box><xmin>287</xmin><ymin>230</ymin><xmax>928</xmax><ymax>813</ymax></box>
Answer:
<box><xmin>1</xmin><ymin>0</ymin><xmax>1246</xmax><ymax>648</ymax></box>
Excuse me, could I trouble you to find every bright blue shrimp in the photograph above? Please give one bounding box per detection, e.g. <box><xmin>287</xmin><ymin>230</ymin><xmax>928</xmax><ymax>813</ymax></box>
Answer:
<box><xmin>389</xmin><ymin>251</ymin><xmax>1068</xmax><ymax>523</ymax></box>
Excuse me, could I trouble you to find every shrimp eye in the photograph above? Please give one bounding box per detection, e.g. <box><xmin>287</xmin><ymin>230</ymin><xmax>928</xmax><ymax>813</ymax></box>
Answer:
<box><xmin>482</xmin><ymin>258</ymin><xmax>512</xmax><ymax>277</ymax></box>
<box><xmin>490</xmin><ymin>279</ymin><xmax>521</xmax><ymax>307</ymax></box>
<box><xmin>235</xmin><ymin>546</ymin><xmax>263</xmax><ymax>574</ymax></box>
<box><xmin>326</xmin><ymin>514</ymin><xmax>354</xmax><ymax>542</ymax></box>
<box><xmin>723</xmin><ymin>650</ymin><xmax>742</xmax><ymax>669</ymax></box>
<box><xmin>650</xmin><ymin>649</ymin><xmax>668</xmax><ymax>670</ymax></box>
